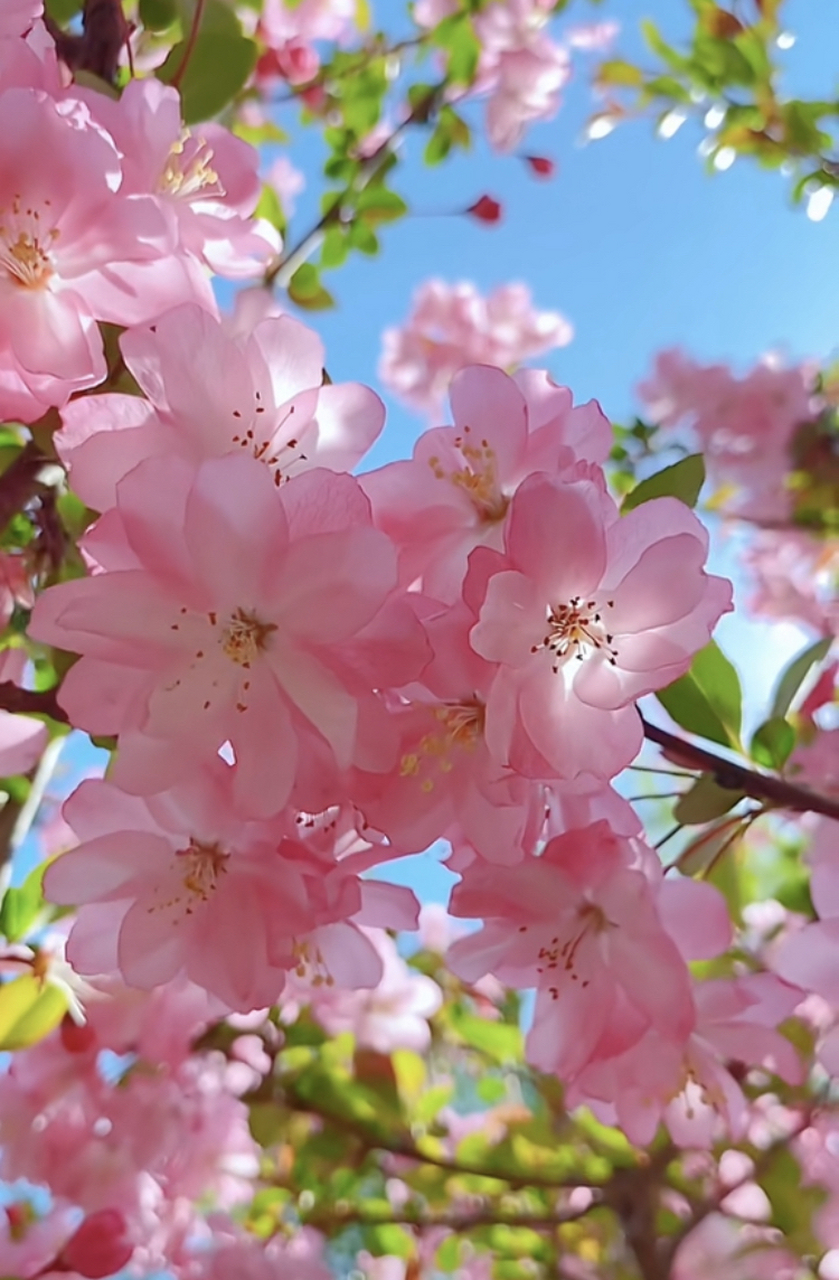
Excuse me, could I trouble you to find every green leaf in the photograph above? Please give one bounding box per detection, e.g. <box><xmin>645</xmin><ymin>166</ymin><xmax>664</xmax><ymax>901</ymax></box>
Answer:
<box><xmin>673</xmin><ymin>773</ymin><xmax>745</xmax><ymax>825</ymax></box>
<box><xmin>656</xmin><ymin>640</ymin><xmax>743</xmax><ymax>749</ymax></box>
<box><xmin>0</xmin><ymin>976</ymin><xmax>67</xmax><ymax>1050</ymax></box>
<box><xmin>158</xmin><ymin>33</ymin><xmax>257</xmax><ymax>123</ymax></box>
<box><xmin>675</xmin><ymin>815</ymin><xmax>745</xmax><ymax>878</ymax></box>
<box><xmin>476</xmin><ymin>1076</ymin><xmax>507</xmax><ymax>1104</ymax></box>
<box><xmin>320</xmin><ymin>227</ymin><xmax>349</xmax><ymax>269</ymax></box>
<box><xmin>0</xmin><ymin>864</ymin><xmax>45</xmax><ymax>943</ymax></box>
<box><xmin>598</xmin><ymin>59</ymin><xmax>645</xmax><ymax>87</ymax></box>
<box><xmin>365</xmin><ymin>1225</ymin><xmax>414</xmax><ymax>1258</ymax></box>
<box><xmin>451</xmin><ymin>1008</ymin><xmax>522</xmax><ymax>1063</ymax></box>
<box><xmin>761</xmin><ymin>1148</ymin><xmax>827</xmax><ymax>1256</ymax></box>
<box><xmin>287</xmin><ymin>264</ymin><xmax>335</xmax><ymax>311</ymax></box>
<box><xmin>621</xmin><ymin>454</ymin><xmax>705</xmax><ymax>512</ymax></box>
<box><xmin>771</xmin><ymin>636</ymin><xmax>833</xmax><ymax>719</ymax></box>
<box><xmin>355</xmin><ymin>187</ymin><xmax>408</xmax><ymax>224</ymax></box>
<box><xmin>750</xmin><ymin>716</ymin><xmax>796</xmax><ymax>770</ymax></box>
<box><xmin>139</xmin><ymin>0</ymin><xmax>179</xmax><ymax>31</ymax></box>
<box><xmin>45</xmin><ymin>0</ymin><xmax>82</xmax><ymax>22</ymax></box>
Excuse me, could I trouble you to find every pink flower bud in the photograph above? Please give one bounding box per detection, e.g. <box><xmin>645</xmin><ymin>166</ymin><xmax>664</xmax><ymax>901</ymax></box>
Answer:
<box><xmin>58</xmin><ymin>1210</ymin><xmax>134</xmax><ymax>1279</ymax></box>
<box><xmin>465</xmin><ymin>195</ymin><xmax>502</xmax><ymax>224</ymax></box>
<box><xmin>276</xmin><ymin>38</ymin><xmax>319</xmax><ymax>86</ymax></box>
<box><xmin>524</xmin><ymin>154</ymin><xmax>555</xmax><ymax>177</ymax></box>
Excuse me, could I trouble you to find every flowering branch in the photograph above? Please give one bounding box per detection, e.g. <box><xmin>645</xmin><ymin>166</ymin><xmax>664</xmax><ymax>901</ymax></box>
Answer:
<box><xmin>641</xmin><ymin>716</ymin><xmax>839</xmax><ymax>822</ymax></box>
<box><xmin>264</xmin><ymin>83</ymin><xmax>445</xmax><ymax>288</ymax></box>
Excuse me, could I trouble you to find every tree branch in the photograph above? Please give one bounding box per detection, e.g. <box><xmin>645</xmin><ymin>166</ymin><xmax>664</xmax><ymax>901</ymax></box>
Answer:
<box><xmin>641</xmin><ymin>716</ymin><xmax>839</xmax><ymax>823</ymax></box>
<box><xmin>0</xmin><ymin>683</ymin><xmax>68</xmax><ymax>725</ymax></box>
<box><xmin>301</xmin><ymin>1204</ymin><xmax>597</xmax><ymax>1233</ymax></box>
<box><xmin>46</xmin><ymin>0</ymin><xmax>129</xmax><ymax>83</ymax></box>
<box><xmin>0</xmin><ymin>443</ymin><xmax>56</xmax><ymax>536</ymax></box>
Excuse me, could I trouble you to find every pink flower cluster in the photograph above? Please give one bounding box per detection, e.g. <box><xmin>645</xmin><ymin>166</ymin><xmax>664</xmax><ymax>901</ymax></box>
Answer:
<box><xmin>638</xmin><ymin>348</ymin><xmax>818</xmax><ymax>523</ymax></box>
<box><xmin>0</xmin><ymin>21</ymin><xmax>276</xmax><ymax>425</ymax></box>
<box><xmin>379</xmin><ymin>280</ymin><xmax>573</xmax><ymax>417</ymax></box>
<box><xmin>26</xmin><ymin>279</ymin><xmax>736</xmax><ymax>1118</ymax></box>
<box><xmin>415</xmin><ymin>0</ymin><xmax>571</xmax><ymax>150</ymax></box>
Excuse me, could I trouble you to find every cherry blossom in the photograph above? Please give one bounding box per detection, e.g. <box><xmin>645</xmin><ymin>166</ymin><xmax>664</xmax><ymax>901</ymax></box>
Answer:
<box><xmin>77</xmin><ymin>78</ymin><xmax>278</xmax><ymax>282</ymax></box>
<box><xmin>1</xmin><ymin>0</ymin><xmax>42</xmax><ymax>38</ymax></box>
<box><xmin>379</xmin><ymin>280</ymin><xmax>572</xmax><ymax>417</ymax></box>
<box><xmin>467</xmin><ymin>473</ymin><xmax>732</xmax><ymax>780</ymax></box>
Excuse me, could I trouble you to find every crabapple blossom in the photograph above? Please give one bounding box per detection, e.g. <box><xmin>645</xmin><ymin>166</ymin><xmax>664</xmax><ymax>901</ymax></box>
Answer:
<box><xmin>29</xmin><ymin>453</ymin><xmax>430</xmax><ymax>815</ymax></box>
<box><xmin>0</xmin><ymin>647</ymin><xmax>48</xmax><ymax>776</ymax></box>
<box><xmin>467</xmin><ymin>472</ymin><xmax>732</xmax><ymax>781</ymax></box>
<box><xmin>56</xmin><ymin>302</ymin><xmax>384</xmax><ymax>513</ymax></box>
<box><xmin>671</xmin><ymin>1213</ymin><xmax>803</xmax><ymax>1280</ymax></box>
<box><xmin>1</xmin><ymin>0</ymin><xmax>42</xmax><ymax>39</ymax></box>
<box><xmin>0</xmin><ymin>87</ymin><xmax>172</xmax><ymax>421</ymax></box>
<box><xmin>638</xmin><ymin>348</ymin><xmax>817</xmax><ymax>521</ymax></box>
<box><xmin>44</xmin><ymin>766</ymin><xmax>420</xmax><ymax>1010</ymax></box>
<box><xmin>76</xmin><ymin>78</ymin><xmax>278</xmax><ymax>282</ymax></box>
<box><xmin>363</xmin><ymin>363</ymin><xmax>609</xmax><ymax>601</ymax></box>
<box><xmin>446</xmin><ymin>821</ymin><xmax>697</xmax><ymax>1082</ymax></box>
<box><xmin>379</xmin><ymin>280</ymin><xmax>572</xmax><ymax>416</ymax></box>
<box><xmin>291</xmin><ymin>927</ymin><xmax>443</xmax><ymax>1052</ymax></box>
<box><xmin>569</xmin><ymin>972</ymin><xmax>803</xmax><ymax>1148</ymax></box>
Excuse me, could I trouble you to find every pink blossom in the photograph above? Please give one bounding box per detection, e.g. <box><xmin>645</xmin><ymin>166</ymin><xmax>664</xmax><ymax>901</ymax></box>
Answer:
<box><xmin>0</xmin><ymin>88</ymin><xmax>172</xmax><ymax>422</ymax></box>
<box><xmin>351</xmin><ymin>601</ymin><xmax>549</xmax><ymax>864</ymax></box>
<box><xmin>638</xmin><ymin>349</ymin><xmax>817</xmax><ymax>522</ymax></box>
<box><xmin>293</xmin><ymin>927</ymin><xmax>442</xmax><ymax>1052</ymax></box>
<box><xmin>379</xmin><ymin>281</ymin><xmax>572</xmax><ymax>417</ymax></box>
<box><xmin>467</xmin><ymin>473</ymin><xmax>732</xmax><ymax>781</ymax></box>
<box><xmin>0</xmin><ymin>647</ymin><xmax>48</xmax><ymax>776</ymax></box>
<box><xmin>447</xmin><ymin>822</ymin><xmax>696</xmax><ymax>1082</ymax></box>
<box><xmin>29</xmin><ymin>454</ymin><xmax>429</xmax><ymax>815</ymax></box>
<box><xmin>266</xmin><ymin>155</ymin><xmax>305</xmax><ymax>217</ymax></box>
<box><xmin>80</xmin><ymin>78</ymin><xmax>278</xmax><ymax>281</ymax></box>
<box><xmin>0</xmin><ymin>0</ymin><xmax>42</xmax><ymax>37</ymax></box>
<box><xmin>44</xmin><ymin>765</ymin><xmax>417</xmax><ymax>1010</ymax></box>
<box><xmin>57</xmin><ymin>302</ymin><xmax>384</xmax><ymax>513</ymax></box>
<box><xmin>571</xmin><ymin>972</ymin><xmax>802</xmax><ymax>1148</ymax></box>
<box><xmin>364</xmin><ymin>363</ymin><xmax>608</xmax><ymax>601</ymax></box>
<box><xmin>188</xmin><ymin>1224</ymin><xmax>333</xmax><ymax>1280</ymax></box>
<box><xmin>743</xmin><ymin>527</ymin><xmax>839</xmax><ymax>634</ymax></box>
<box><xmin>0</xmin><ymin>1203</ymin><xmax>79</xmax><ymax>1280</ymax></box>
<box><xmin>58</xmin><ymin>1209</ymin><xmax>134</xmax><ymax>1279</ymax></box>
<box><xmin>672</xmin><ymin>1213</ymin><xmax>803</xmax><ymax>1280</ymax></box>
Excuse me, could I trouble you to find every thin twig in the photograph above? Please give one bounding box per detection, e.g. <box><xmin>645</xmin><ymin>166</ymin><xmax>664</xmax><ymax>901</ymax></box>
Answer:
<box><xmin>641</xmin><ymin>715</ymin><xmax>839</xmax><ymax>822</ymax></box>
<box><xmin>171</xmin><ymin>0</ymin><xmax>206</xmax><ymax>90</ymax></box>
<box><xmin>264</xmin><ymin>83</ymin><xmax>445</xmax><ymax>288</ymax></box>
<box><xmin>301</xmin><ymin>1204</ymin><xmax>598</xmax><ymax>1233</ymax></box>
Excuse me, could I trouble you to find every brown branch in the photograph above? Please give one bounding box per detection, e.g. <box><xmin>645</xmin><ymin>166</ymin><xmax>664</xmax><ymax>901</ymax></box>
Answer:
<box><xmin>0</xmin><ymin>682</ymin><xmax>68</xmax><ymax>725</ymax></box>
<box><xmin>281</xmin><ymin>1079</ymin><xmax>600</xmax><ymax>1191</ymax></box>
<box><xmin>641</xmin><ymin>716</ymin><xmax>839</xmax><ymax>823</ymax></box>
<box><xmin>47</xmin><ymin>0</ymin><xmax>129</xmax><ymax>83</ymax></box>
<box><xmin>0</xmin><ymin>443</ymin><xmax>55</xmax><ymax>536</ymax></box>
<box><xmin>301</xmin><ymin>1204</ymin><xmax>597</xmax><ymax>1233</ymax></box>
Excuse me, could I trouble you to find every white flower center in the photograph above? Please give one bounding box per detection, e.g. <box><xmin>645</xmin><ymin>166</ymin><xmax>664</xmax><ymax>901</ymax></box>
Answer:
<box><xmin>159</xmin><ymin>132</ymin><xmax>222</xmax><ymax>200</ymax></box>
<box><xmin>532</xmin><ymin>596</ymin><xmax>617</xmax><ymax>672</ymax></box>
<box><xmin>0</xmin><ymin>198</ymin><xmax>58</xmax><ymax>289</ymax></box>
<box><xmin>178</xmin><ymin>838</ymin><xmax>228</xmax><ymax>900</ymax></box>
<box><xmin>400</xmin><ymin>699</ymin><xmax>485</xmax><ymax>793</ymax></box>
<box><xmin>428</xmin><ymin>425</ymin><xmax>509</xmax><ymax>522</ymax></box>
